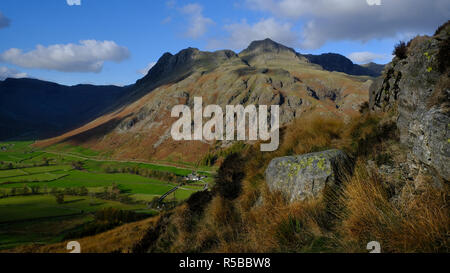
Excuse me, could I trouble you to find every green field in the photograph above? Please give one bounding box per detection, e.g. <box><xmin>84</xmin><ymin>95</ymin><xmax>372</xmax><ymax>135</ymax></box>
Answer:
<box><xmin>0</xmin><ymin>141</ymin><xmax>212</xmax><ymax>250</ymax></box>
<box><xmin>0</xmin><ymin>195</ymin><xmax>147</xmax><ymax>223</ymax></box>
<box><xmin>0</xmin><ymin>195</ymin><xmax>153</xmax><ymax>250</ymax></box>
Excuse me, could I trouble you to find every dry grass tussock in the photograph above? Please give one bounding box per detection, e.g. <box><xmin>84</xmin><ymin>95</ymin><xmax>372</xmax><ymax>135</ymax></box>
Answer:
<box><xmin>338</xmin><ymin>160</ymin><xmax>449</xmax><ymax>253</ymax></box>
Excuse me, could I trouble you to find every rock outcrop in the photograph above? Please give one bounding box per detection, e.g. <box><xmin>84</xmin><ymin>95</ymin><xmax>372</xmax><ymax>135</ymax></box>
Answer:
<box><xmin>265</xmin><ymin>149</ymin><xmax>352</xmax><ymax>202</ymax></box>
<box><xmin>370</xmin><ymin>23</ymin><xmax>450</xmax><ymax>183</ymax></box>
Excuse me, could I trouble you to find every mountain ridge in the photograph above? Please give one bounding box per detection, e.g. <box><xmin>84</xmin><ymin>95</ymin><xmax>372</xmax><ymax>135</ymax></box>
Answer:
<box><xmin>0</xmin><ymin>78</ymin><xmax>130</xmax><ymax>140</ymax></box>
<box><xmin>33</xmin><ymin>38</ymin><xmax>374</xmax><ymax>163</ymax></box>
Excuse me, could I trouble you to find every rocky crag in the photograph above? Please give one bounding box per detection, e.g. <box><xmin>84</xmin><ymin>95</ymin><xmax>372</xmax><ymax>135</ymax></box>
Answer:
<box><xmin>370</xmin><ymin>22</ymin><xmax>449</xmax><ymax>188</ymax></box>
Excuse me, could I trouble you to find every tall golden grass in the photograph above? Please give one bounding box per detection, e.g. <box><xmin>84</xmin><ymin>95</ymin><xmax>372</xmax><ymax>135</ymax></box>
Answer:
<box><xmin>338</xmin><ymin>160</ymin><xmax>449</xmax><ymax>253</ymax></box>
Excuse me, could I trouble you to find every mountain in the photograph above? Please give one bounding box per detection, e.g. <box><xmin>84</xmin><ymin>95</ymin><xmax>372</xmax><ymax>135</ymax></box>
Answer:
<box><xmin>362</xmin><ymin>62</ymin><xmax>386</xmax><ymax>76</ymax></box>
<box><xmin>35</xmin><ymin>38</ymin><xmax>373</xmax><ymax>163</ymax></box>
<box><xmin>304</xmin><ymin>53</ymin><xmax>384</xmax><ymax>77</ymax></box>
<box><xmin>239</xmin><ymin>38</ymin><xmax>308</xmax><ymax>66</ymax></box>
<box><xmin>0</xmin><ymin>78</ymin><xmax>129</xmax><ymax>140</ymax></box>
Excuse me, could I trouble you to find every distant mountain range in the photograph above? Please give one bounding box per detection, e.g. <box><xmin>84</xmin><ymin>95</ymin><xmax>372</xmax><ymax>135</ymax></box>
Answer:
<box><xmin>304</xmin><ymin>53</ymin><xmax>384</xmax><ymax>77</ymax></box>
<box><xmin>0</xmin><ymin>78</ymin><xmax>129</xmax><ymax>140</ymax></box>
<box><xmin>29</xmin><ymin>38</ymin><xmax>379</xmax><ymax>162</ymax></box>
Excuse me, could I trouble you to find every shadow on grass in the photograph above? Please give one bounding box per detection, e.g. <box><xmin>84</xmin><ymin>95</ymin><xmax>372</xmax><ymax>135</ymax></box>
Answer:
<box><xmin>63</xmin><ymin>198</ymin><xmax>85</xmax><ymax>204</ymax></box>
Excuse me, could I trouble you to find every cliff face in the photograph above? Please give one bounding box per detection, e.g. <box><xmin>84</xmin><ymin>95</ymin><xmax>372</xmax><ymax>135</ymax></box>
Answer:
<box><xmin>370</xmin><ymin>23</ymin><xmax>450</xmax><ymax>183</ymax></box>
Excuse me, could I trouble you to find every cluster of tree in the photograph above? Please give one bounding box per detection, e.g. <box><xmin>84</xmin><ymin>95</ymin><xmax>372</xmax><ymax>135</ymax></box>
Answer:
<box><xmin>93</xmin><ymin>183</ymin><xmax>135</xmax><ymax>205</ymax></box>
<box><xmin>71</xmin><ymin>161</ymin><xmax>84</xmax><ymax>170</ymax></box>
<box><xmin>200</xmin><ymin>142</ymin><xmax>247</xmax><ymax>167</ymax></box>
<box><xmin>0</xmin><ymin>162</ymin><xmax>15</xmax><ymax>170</ymax></box>
<box><xmin>0</xmin><ymin>185</ymin><xmax>42</xmax><ymax>198</ymax></box>
<box><xmin>0</xmin><ymin>157</ymin><xmax>58</xmax><ymax>170</ymax></box>
<box><xmin>102</xmin><ymin>164</ymin><xmax>183</xmax><ymax>184</ymax></box>
<box><xmin>0</xmin><ymin>185</ymin><xmax>90</xmax><ymax>199</ymax></box>
<box><xmin>148</xmin><ymin>195</ymin><xmax>180</xmax><ymax>210</ymax></box>
<box><xmin>54</xmin><ymin>193</ymin><xmax>65</xmax><ymax>204</ymax></box>
<box><xmin>63</xmin><ymin>207</ymin><xmax>150</xmax><ymax>240</ymax></box>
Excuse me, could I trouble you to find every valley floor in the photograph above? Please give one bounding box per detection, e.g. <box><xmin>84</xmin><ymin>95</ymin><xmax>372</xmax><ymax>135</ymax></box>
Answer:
<box><xmin>0</xmin><ymin>141</ymin><xmax>214</xmax><ymax>250</ymax></box>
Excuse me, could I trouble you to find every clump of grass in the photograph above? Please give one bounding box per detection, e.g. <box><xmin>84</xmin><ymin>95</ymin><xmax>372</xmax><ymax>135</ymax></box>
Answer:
<box><xmin>393</xmin><ymin>41</ymin><xmax>408</xmax><ymax>60</ymax></box>
<box><xmin>338</xmin><ymin>161</ymin><xmax>449</xmax><ymax>253</ymax></box>
<box><xmin>279</xmin><ymin>112</ymin><xmax>344</xmax><ymax>156</ymax></box>
<box><xmin>375</xmin><ymin>153</ymin><xmax>393</xmax><ymax>166</ymax></box>
<box><xmin>212</xmin><ymin>153</ymin><xmax>245</xmax><ymax>200</ymax></box>
<box><xmin>434</xmin><ymin>20</ymin><xmax>450</xmax><ymax>36</ymax></box>
<box><xmin>437</xmin><ymin>35</ymin><xmax>450</xmax><ymax>73</ymax></box>
<box><xmin>346</xmin><ymin>114</ymin><xmax>397</xmax><ymax>157</ymax></box>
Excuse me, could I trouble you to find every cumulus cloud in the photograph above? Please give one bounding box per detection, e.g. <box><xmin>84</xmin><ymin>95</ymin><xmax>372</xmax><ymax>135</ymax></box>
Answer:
<box><xmin>138</xmin><ymin>62</ymin><xmax>156</xmax><ymax>75</ymax></box>
<box><xmin>245</xmin><ymin>0</ymin><xmax>450</xmax><ymax>49</ymax></box>
<box><xmin>66</xmin><ymin>0</ymin><xmax>81</xmax><ymax>6</ymax></box>
<box><xmin>348</xmin><ymin>51</ymin><xmax>388</xmax><ymax>64</ymax></box>
<box><xmin>180</xmin><ymin>3</ymin><xmax>214</xmax><ymax>39</ymax></box>
<box><xmin>366</xmin><ymin>0</ymin><xmax>382</xmax><ymax>6</ymax></box>
<box><xmin>166</xmin><ymin>0</ymin><xmax>176</xmax><ymax>8</ymax></box>
<box><xmin>0</xmin><ymin>12</ymin><xmax>11</xmax><ymax>29</ymax></box>
<box><xmin>209</xmin><ymin>18</ymin><xmax>299</xmax><ymax>50</ymax></box>
<box><xmin>0</xmin><ymin>40</ymin><xmax>130</xmax><ymax>73</ymax></box>
<box><xmin>0</xmin><ymin>67</ymin><xmax>28</xmax><ymax>80</ymax></box>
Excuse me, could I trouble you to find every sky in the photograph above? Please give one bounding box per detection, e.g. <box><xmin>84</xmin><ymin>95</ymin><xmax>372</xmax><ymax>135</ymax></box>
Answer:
<box><xmin>0</xmin><ymin>0</ymin><xmax>448</xmax><ymax>86</ymax></box>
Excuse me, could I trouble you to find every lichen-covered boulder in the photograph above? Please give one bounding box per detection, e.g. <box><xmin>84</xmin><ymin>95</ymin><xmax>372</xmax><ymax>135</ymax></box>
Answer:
<box><xmin>265</xmin><ymin>149</ymin><xmax>351</xmax><ymax>202</ymax></box>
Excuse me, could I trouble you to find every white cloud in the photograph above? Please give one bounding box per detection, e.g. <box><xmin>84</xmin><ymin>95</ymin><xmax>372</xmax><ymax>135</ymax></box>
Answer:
<box><xmin>0</xmin><ymin>12</ymin><xmax>11</xmax><ymax>29</ymax></box>
<box><xmin>348</xmin><ymin>51</ymin><xmax>387</xmax><ymax>64</ymax></box>
<box><xmin>366</xmin><ymin>0</ymin><xmax>381</xmax><ymax>6</ymax></box>
<box><xmin>166</xmin><ymin>0</ymin><xmax>176</xmax><ymax>8</ymax></box>
<box><xmin>0</xmin><ymin>67</ymin><xmax>27</xmax><ymax>80</ymax></box>
<box><xmin>209</xmin><ymin>18</ymin><xmax>299</xmax><ymax>50</ymax></box>
<box><xmin>138</xmin><ymin>62</ymin><xmax>156</xmax><ymax>75</ymax></box>
<box><xmin>162</xmin><ymin>16</ymin><xmax>172</xmax><ymax>24</ymax></box>
<box><xmin>66</xmin><ymin>0</ymin><xmax>81</xmax><ymax>6</ymax></box>
<box><xmin>245</xmin><ymin>0</ymin><xmax>450</xmax><ymax>49</ymax></box>
<box><xmin>0</xmin><ymin>40</ymin><xmax>130</xmax><ymax>73</ymax></box>
<box><xmin>180</xmin><ymin>3</ymin><xmax>214</xmax><ymax>39</ymax></box>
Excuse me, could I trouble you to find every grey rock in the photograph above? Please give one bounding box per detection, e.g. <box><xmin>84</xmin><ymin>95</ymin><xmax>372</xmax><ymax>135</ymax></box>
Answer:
<box><xmin>370</xmin><ymin>25</ymin><xmax>450</xmax><ymax>183</ymax></box>
<box><xmin>265</xmin><ymin>149</ymin><xmax>352</xmax><ymax>202</ymax></box>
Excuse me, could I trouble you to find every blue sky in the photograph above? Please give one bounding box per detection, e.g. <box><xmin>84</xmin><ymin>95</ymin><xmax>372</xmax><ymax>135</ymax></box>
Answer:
<box><xmin>0</xmin><ymin>0</ymin><xmax>448</xmax><ymax>86</ymax></box>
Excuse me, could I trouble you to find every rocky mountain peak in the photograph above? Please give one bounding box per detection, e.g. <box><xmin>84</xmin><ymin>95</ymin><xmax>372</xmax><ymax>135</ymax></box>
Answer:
<box><xmin>135</xmin><ymin>47</ymin><xmax>242</xmax><ymax>92</ymax></box>
<box><xmin>239</xmin><ymin>38</ymin><xmax>307</xmax><ymax>67</ymax></box>
<box><xmin>242</xmin><ymin>38</ymin><xmax>297</xmax><ymax>55</ymax></box>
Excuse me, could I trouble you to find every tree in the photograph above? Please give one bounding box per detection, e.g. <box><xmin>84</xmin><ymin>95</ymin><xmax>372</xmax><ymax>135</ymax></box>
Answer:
<box><xmin>31</xmin><ymin>185</ymin><xmax>40</xmax><ymax>194</ymax></box>
<box><xmin>22</xmin><ymin>185</ymin><xmax>30</xmax><ymax>195</ymax></box>
<box><xmin>42</xmin><ymin>157</ymin><xmax>50</xmax><ymax>166</ymax></box>
<box><xmin>79</xmin><ymin>186</ymin><xmax>89</xmax><ymax>196</ymax></box>
<box><xmin>393</xmin><ymin>41</ymin><xmax>408</xmax><ymax>60</ymax></box>
<box><xmin>55</xmin><ymin>193</ymin><xmax>65</xmax><ymax>204</ymax></box>
<box><xmin>212</xmin><ymin>153</ymin><xmax>245</xmax><ymax>200</ymax></box>
<box><xmin>71</xmin><ymin>161</ymin><xmax>84</xmax><ymax>170</ymax></box>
